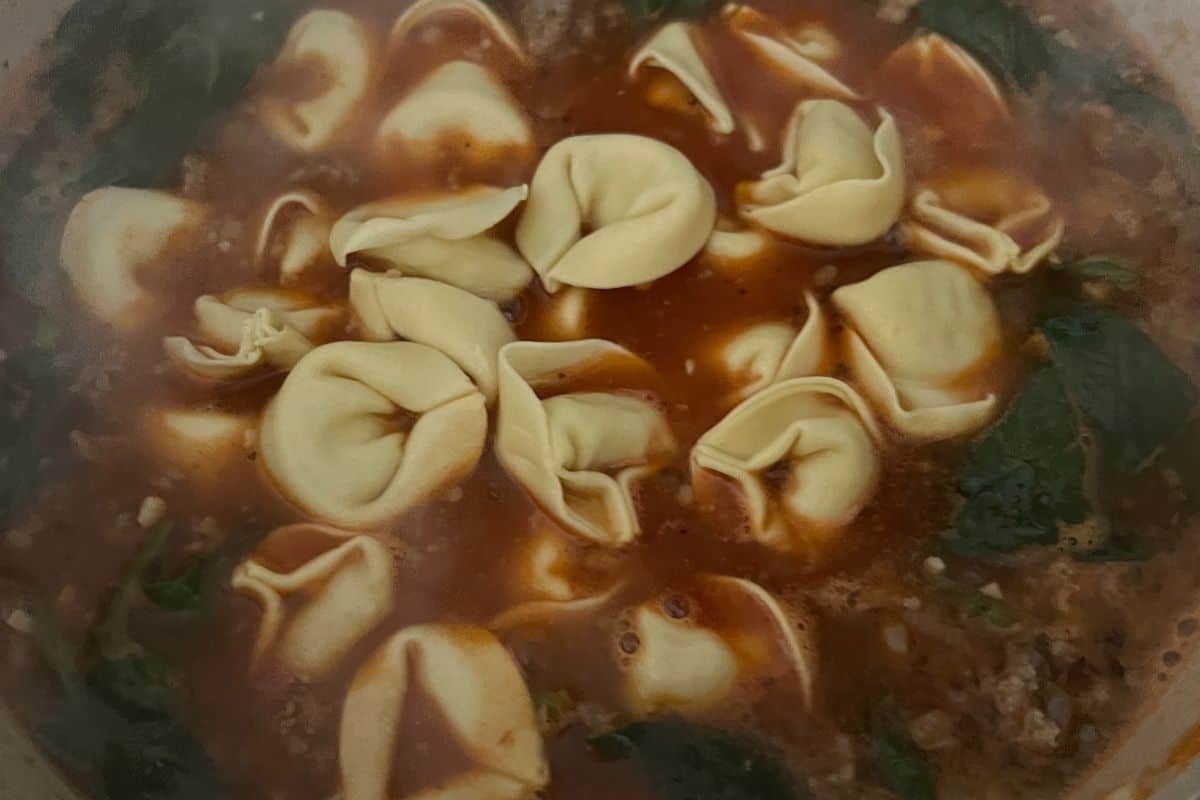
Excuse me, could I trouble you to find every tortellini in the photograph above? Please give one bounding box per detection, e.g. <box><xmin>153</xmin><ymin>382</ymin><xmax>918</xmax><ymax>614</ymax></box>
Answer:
<box><xmin>622</xmin><ymin>575</ymin><xmax>816</xmax><ymax>715</ymax></box>
<box><xmin>378</xmin><ymin>61</ymin><xmax>533</xmax><ymax>155</ymax></box>
<box><xmin>515</xmin><ymin>135</ymin><xmax>717</xmax><ymax>291</ymax></box>
<box><xmin>349</xmin><ymin>269</ymin><xmax>515</xmax><ymax>401</ymax></box>
<box><xmin>260</xmin><ymin>341</ymin><xmax>487</xmax><ymax>529</ymax></box>
<box><xmin>832</xmin><ymin>260</ymin><xmax>1003</xmax><ymax>440</ymax></box>
<box><xmin>723</xmin><ymin>5</ymin><xmax>857</xmax><ymax>100</ymax></box>
<box><xmin>496</xmin><ymin>341</ymin><xmax>676</xmax><ymax>547</ymax></box>
<box><xmin>255</xmin><ymin>191</ymin><xmax>333</xmax><ymax>284</ymax></box>
<box><xmin>390</xmin><ymin>0</ymin><xmax>527</xmax><ymax>64</ymax></box>
<box><xmin>232</xmin><ymin>524</ymin><xmax>394</xmax><ymax>681</ymax></box>
<box><xmin>60</xmin><ymin>187</ymin><xmax>206</xmax><ymax>329</ymax></box>
<box><xmin>141</xmin><ymin>407</ymin><xmax>253</xmax><ymax>489</ymax></box>
<box><xmin>691</xmin><ymin>377</ymin><xmax>881</xmax><ymax>553</ymax></box>
<box><xmin>702</xmin><ymin>226</ymin><xmax>774</xmax><ymax>272</ymax></box>
<box><xmin>538</xmin><ymin>287</ymin><xmax>591</xmax><ymax>341</ymax></box>
<box><xmin>163</xmin><ymin>290</ymin><xmax>340</xmax><ymax>381</ymax></box>
<box><xmin>331</xmin><ymin>185</ymin><xmax>533</xmax><ymax>301</ymax></box>
<box><xmin>711</xmin><ymin>292</ymin><xmax>829</xmax><ymax>403</ymax></box>
<box><xmin>629</xmin><ymin>22</ymin><xmax>734</xmax><ymax>134</ymax></box>
<box><xmin>880</xmin><ymin>34</ymin><xmax>1009</xmax><ymax>139</ymax></box>
<box><xmin>740</xmin><ymin>100</ymin><xmax>905</xmax><ymax>246</ymax></box>
<box><xmin>903</xmin><ymin>170</ymin><xmax>1065</xmax><ymax>276</ymax></box>
<box><xmin>339</xmin><ymin>624</ymin><xmax>548</xmax><ymax>800</ymax></box>
<box><xmin>259</xmin><ymin>10</ymin><xmax>374</xmax><ymax>151</ymax></box>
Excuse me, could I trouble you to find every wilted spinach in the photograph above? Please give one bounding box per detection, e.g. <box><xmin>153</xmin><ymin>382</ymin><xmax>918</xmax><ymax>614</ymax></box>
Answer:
<box><xmin>918</xmin><ymin>0</ymin><xmax>1189</xmax><ymax>133</ymax></box>
<box><xmin>872</xmin><ymin>718</ymin><xmax>938</xmax><ymax>800</ymax></box>
<box><xmin>623</xmin><ymin>0</ymin><xmax>718</xmax><ymax>23</ymax></box>
<box><xmin>1057</xmin><ymin>256</ymin><xmax>1138</xmax><ymax>290</ymax></box>
<box><xmin>591</xmin><ymin>718</ymin><xmax>805</xmax><ymax>800</ymax></box>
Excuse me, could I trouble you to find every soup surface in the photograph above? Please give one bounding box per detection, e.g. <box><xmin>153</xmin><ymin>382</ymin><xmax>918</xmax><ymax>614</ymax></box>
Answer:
<box><xmin>1</xmin><ymin>1</ymin><xmax>1200</xmax><ymax>799</ymax></box>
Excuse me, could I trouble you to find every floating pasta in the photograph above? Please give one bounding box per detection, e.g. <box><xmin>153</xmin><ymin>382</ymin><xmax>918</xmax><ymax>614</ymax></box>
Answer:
<box><xmin>879</xmin><ymin>34</ymin><xmax>1009</xmax><ymax>140</ymax></box>
<box><xmin>539</xmin><ymin>287</ymin><xmax>591</xmax><ymax>341</ymax></box>
<box><xmin>710</xmin><ymin>292</ymin><xmax>830</xmax><ymax>403</ymax></box>
<box><xmin>491</xmin><ymin>526</ymin><xmax>623</xmax><ymax>629</ymax></box>
<box><xmin>496</xmin><ymin>341</ymin><xmax>676</xmax><ymax>547</ymax></box>
<box><xmin>902</xmin><ymin>169</ymin><xmax>1065</xmax><ymax>276</ymax></box>
<box><xmin>259</xmin><ymin>11</ymin><xmax>374</xmax><ymax>151</ymax></box>
<box><xmin>390</xmin><ymin>0</ymin><xmax>527</xmax><ymax>64</ymax></box>
<box><xmin>516</xmin><ymin>135</ymin><xmax>716</xmax><ymax>291</ymax></box>
<box><xmin>629</xmin><ymin>22</ymin><xmax>734</xmax><ymax>134</ymax></box>
<box><xmin>379</xmin><ymin>61</ymin><xmax>533</xmax><ymax>156</ymax></box>
<box><xmin>832</xmin><ymin>259</ymin><xmax>1003</xmax><ymax>439</ymax></box>
<box><xmin>255</xmin><ymin>191</ymin><xmax>333</xmax><ymax>284</ymax></box>
<box><xmin>163</xmin><ymin>290</ymin><xmax>340</xmax><ymax>381</ymax></box>
<box><xmin>723</xmin><ymin>5</ymin><xmax>858</xmax><ymax>100</ymax></box>
<box><xmin>331</xmin><ymin>185</ymin><xmax>533</xmax><ymax>301</ymax></box>
<box><xmin>60</xmin><ymin>187</ymin><xmax>206</xmax><ymax>330</ymax></box>
<box><xmin>141</xmin><ymin>407</ymin><xmax>253</xmax><ymax>489</ymax></box>
<box><xmin>349</xmin><ymin>269</ymin><xmax>515</xmax><ymax>401</ymax></box>
<box><xmin>339</xmin><ymin>624</ymin><xmax>548</xmax><ymax>800</ymax></box>
<box><xmin>260</xmin><ymin>341</ymin><xmax>487</xmax><ymax>529</ymax></box>
<box><xmin>621</xmin><ymin>575</ymin><xmax>817</xmax><ymax>715</ymax></box>
<box><xmin>740</xmin><ymin>100</ymin><xmax>905</xmax><ymax>246</ymax></box>
<box><xmin>691</xmin><ymin>377</ymin><xmax>881</xmax><ymax>553</ymax></box>
<box><xmin>702</xmin><ymin>226</ymin><xmax>774</xmax><ymax>272</ymax></box>
<box><xmin>232</xmin><ymin>524</ymin><xmax>394</xmax><ymax>681</ymax></box>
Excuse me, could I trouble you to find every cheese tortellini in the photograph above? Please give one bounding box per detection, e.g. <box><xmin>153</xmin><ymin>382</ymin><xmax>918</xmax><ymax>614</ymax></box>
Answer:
<box><xmin>331</xmin><ymin>185</ymin><xmax>533</xmax><ymax>301</ymax></box>
<box><xmin>232</xmin><ymin>524</ymin><xmax>394</xmax><ymax>681</ymax></box>
<box><xmin>711</xmin><ymin>292</ymin><xmax>830</xmax><ymax>403</ymax></box>
<box><xmin>141</xmin><ymin>407</ymin><xmax>253</xmax><ymax>490</ymax></box>
<box><xmin>349</xmin><ymin>269</ymin><xmax>515</xmax><ymax>401</ymax></box>
<box><xmin>515</xmin><ymin>135</ymin><xmax>717</xmax><ymax>291</ymax></box>
<box><xmin>903</xmin><ymin>169</ymin><xmax>1065</xmax><ymax>276</ymax></box>
<box><xmin>61</xmin><ymin>187</ymin><xmax>206</xmax><ymax>329</ymax></box>
<box><xmin>723</xmin><ymin>5</ymin><xmax>857</xmax><ymax>100</ymax></box>
<box><xmin>339</xmin><ymin>624</ymin><xmax>548</xmax><ymax>800</ymax></box>
<box><xmin>629</xmin><ymin>22</ymin><xmax>734</xmax><ymax>134</ymax></box>
<box><xmin>260</xmin><ymin>341</ymin><xmax>487</xmax><ymax>528</ymax></box>
<box><xmin>622</xmin><ymin>575</ymin><xmax>817</xmax><ymax>715</ymax></box>
<box><xmin>259</xmin><ymin>10</ymin><xmax>374</xmax><ymax>151</ymax></box>
<box><xmin>740</xmin><ymin>100</ymin><xmax>905</xmax><ymax>246</ymax></box>
<box><xmin>691</xmin><ymin>377</ymin><xmax>881</xmax><ymax>553</ymax></box>
<box><xmin>832</xmin><ymin>260</ymin><xmax>1003</xmax><ymax>440</ymax></box>
<box><xmin>390</xmin><ymin>0</ymin><xmax>527</xmax><ymax>64</ymax></box>
<box><xmin>496</xmin><ymin>341</ymin><xmax>676</xmax><ymax>547</ymax></box>
<box><xmin>378</xmin><ymin>61</ymin><xmax>534</xmax><ymax>155</ymax></box>
<box><xmin>255</xmin><ymin>191</ymin><xmax>333</xmax><ymax>284</ymax></box>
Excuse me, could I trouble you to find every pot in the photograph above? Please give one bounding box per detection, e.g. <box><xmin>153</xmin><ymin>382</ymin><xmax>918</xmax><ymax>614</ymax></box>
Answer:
<box><xmin>0</xmin><ymin>2</ymin><xmax>1197</xmax><ymax>799</ymax></box>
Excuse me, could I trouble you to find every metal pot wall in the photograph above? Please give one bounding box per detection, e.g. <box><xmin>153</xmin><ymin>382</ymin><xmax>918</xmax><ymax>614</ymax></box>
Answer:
<box><xmin>0</xmin><ymin>2</ymin><xmax>1198</xmax><ymax>799</ymax></box>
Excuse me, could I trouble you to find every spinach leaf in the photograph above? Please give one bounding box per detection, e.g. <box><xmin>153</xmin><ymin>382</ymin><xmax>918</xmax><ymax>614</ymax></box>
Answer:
<box><xmin>1058</xmin><ymin>256</ymin><xmax>1138</xmax><ymax>290</ymax></box>
<box><xmin>1069</xmin><ymin>530</ymin><xmax>1152</xmax><ymax>563</ymax></box>
<box><xmin>591</xmin><ymin>718</ymin><xmax>804</xmax><ymax>800</ymax></box>
<box><xmin>142</xmin><ymin>559</ymin><xmax>210</xmax><ymax>613</ymax></box>
<box><xmin>1041</xmin><ymin>307</ymin><xmax>1197</xmax><ymax>472</ymax></box>
<box><xmin>946</xmin><ymin>368</ymin><xmax>1088</xmax><ymax>557</ymax></box>
<box><xmin>872</xmin><ymin>720</ymin><xmax>938</xmax><ymax>800</ymax></box>
<box><xmin>918</xmin><ymin>0</ymin><xmax>1188</xmax><ymax>132</ymax></box>
<box><xmin>86</xmin><ymin>654</ymin><xmax>175</xmax><ymax>723</ymax></box>
<box><xmin>623</xmin><ymin>0</ymin><xmax>717</xmax><ymax>23</ymax></box>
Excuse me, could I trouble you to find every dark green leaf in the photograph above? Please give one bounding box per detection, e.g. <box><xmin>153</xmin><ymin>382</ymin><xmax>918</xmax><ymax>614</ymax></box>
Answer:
<box><xmin>946</xmin><ymin>368</ymin><xmax>1088</xmax><ymax>557</ymax></box>
<box><xmin>143</xmin><ymin>559</ymin><xmax>209</xmax><ymax>612</ymax></box>
<box><xmin>623</xmin><ymin>0</ymin><xmax>716</xmax><ymax>22</ymax></box>
<box><xmin>590</xmin><ymin>718</ymin><xmax>804</xmax><ymax>800</ymax></box>
<box><xmin>1041</xmin><ymin>307</ymin><xmax>1197</xmax><ymax>472</ymax></box>
<box><xmin>86</xmin><ymin>654</ymin><xmax>174</xmax><ymax>723</ymax></box>
<box><xmin>101</xmin><ymin>720</ymin><xmax>225</xmax><ymax>800</ymax></box>
<box><xmin>872</xmin><ymin>721</ymin><xmax>938</xmax><ymax>800</ymax></box>
<box><xmin>1069</xmin><ymin>530</ymin><xmax>1152</xmax><ymax>563</ymax></box>
<box><xmin>1058</xmin><ymin>256</ymin><xmax>1138</xmax><ymax>290</ymax></box>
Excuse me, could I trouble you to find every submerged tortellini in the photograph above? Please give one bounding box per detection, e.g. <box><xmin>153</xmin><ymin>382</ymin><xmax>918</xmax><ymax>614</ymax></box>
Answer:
<box><xmin>711</xmin><ymin>292</ymin><xmax>829</xmax><ymax>403</ymax></box>
<box><xmin>349</xmin><ymin>269</ymin><xmax>515</xmax><ymax>401</ymax></box>
<box><xmin>331</xmin><ymin>185</ymin><xmax>533</xmax><ymax>301</ymax></box>
<box><xmin>903</xmin><ymin>169</ymin><xmax>1065</xmax><ymax>276</ymax></box>
<box><xmin>339</xmin><ymin>624</ymin><xmax>548</xmax><ymax>800</ymax></box>
<box><xmin>740</xmin><ymin>100</ymin><xmax>905</xmax><ymax>246</ymax></box>
<box><xmin>832</xmin><ymin>260</ymin><xmax>1003</xmax><ymax>440</ymax></box>
<box><xmin>622</xmin><ymin>575</ymin><xmax>816</xmax><ymax>715</ymax></box>
<box><xmin>232</xmin><ymin>524</ymin><xmax>394</xmax><ymax>681</ymax></box>
<box><xmin>390</xmin><ymin>0</ymin><xmax>527</xmax><ymax>64</ymax></box>
<box><xmin>260</xmin><ymin>341</ymin><xmax>487</xmax><ymax>529</ymax></box>
<box><xmin>61</xmin><ymin>187</ymin><xmax>206</xmax><ymax>329</ymax></box>
<box><xmin>141</xmin><ymin>408</ymin><xmax>253</xmax><ymax>489</ymax></box>
<box><xmin>629</xmin><ymin>22</ymin><xmax>734</xmax><ymax>134</ymax></box>
<box><xmin>496</xmin><ymin>341</ymin><xmax>676</xmax><ymax>547</ymax></box>
<box><xmin>259</xmin><ymin>10</ymin><xmax>374</xmax><ymax>151</ymax></box>
<box><xmin>723</xmin><ymin>5</ymin><xmax>857</xmax><ymax>100</ymax></box>
<box><xmin>255</xmin><ymin>191</ymin><xmax>333</xmax><ymax>284</ymax></box>
<box><xmin>691</xmin><ymin>377</ymin><xmax>881</xmax><ymax>553</ymax></box>
<box><xmin>378</xmin><ymin>61</ymin><xmax>533</xmax><ymax>155</ymax></box>
<box><xmin>516</xmin><ymin>135</ymin><xmax>717</xmax><ymax>291</ymax></box>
